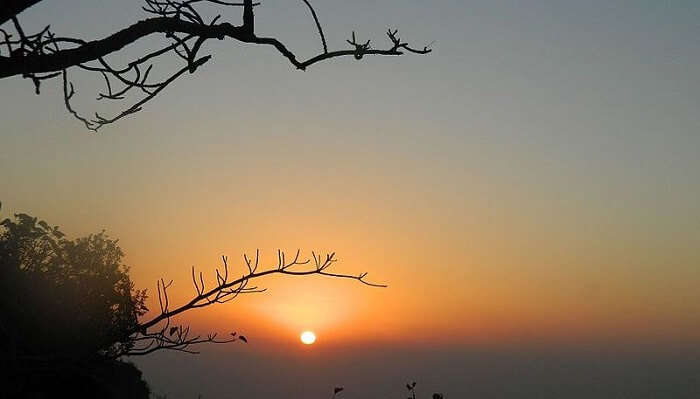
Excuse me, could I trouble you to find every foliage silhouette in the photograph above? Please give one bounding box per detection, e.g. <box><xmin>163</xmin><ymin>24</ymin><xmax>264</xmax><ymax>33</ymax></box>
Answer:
<box><xmin>0</xmin><ymin>204</ymin><xmax>151</xmax><ymax>398</ymax></box>
<box><xmin>1</xmin><ymin>0</ymin><xmax>431</xmax><ymax>131</ymax></box>
<box><xmin>405</xmin><ymin>381</ymin><xmax>444</xmax><ymax>399</ymax></box>
<box><xmin>328</xmin><ymin>381</ymin><xmax>443</xmax><ymax>399</ymax></box>
<box><xmin>0</xmin><ymin>203</ymin><xmax>385</xmax><ymax>397</ymax></box>
<box><xmin>0</xmin><ymin>209</ymin><xmax>148</xmax><ymax>359</ymax></box>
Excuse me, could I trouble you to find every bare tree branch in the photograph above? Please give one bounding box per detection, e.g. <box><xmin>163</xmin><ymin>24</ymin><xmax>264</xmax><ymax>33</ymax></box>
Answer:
<box><xmin>110</xmin><ymin>250</ymin><xmax>385</xmax><ymax>358</ymax></box>
<box><xmin>0</xmin><ymin>0</ymin><xmax>42</xmax><ymax>27</ymax></box>
<box><xmin>300</xmin><ymin>0</ymin><xmax>327</xmax><ymax>54</ymax></box>
<box><xmin>0</xmin><ymin>0</ymin><xmax>432</xmax><ymax>131</ymax></box>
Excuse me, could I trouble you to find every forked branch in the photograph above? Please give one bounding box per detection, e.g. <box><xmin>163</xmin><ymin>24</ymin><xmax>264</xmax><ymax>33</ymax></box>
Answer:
<box><xmin>0</xmin><ymin>0</ymin><xmax>431</xmax><ymax>131</ymax></box>
<box><xmin>114</xmin><ymin>250</ymin><xmax>385</xmax><ymax>358</ymax></box>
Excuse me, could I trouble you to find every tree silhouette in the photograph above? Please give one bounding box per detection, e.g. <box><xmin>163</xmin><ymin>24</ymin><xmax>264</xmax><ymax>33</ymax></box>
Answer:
<box><xmin>0</xmin><ymin>204</ymin><xmax>384</xmax><ymax>361</ymax></box>
<box><xmin>0</xmin><ymin>211</ymin><xmax>148</xmax><ymax>360</ymax></box>
<box><xmin>0</xmin><ymin>0</ymin><xmax>431</xmax><ymax>131</ymax></box>
<box><xmin>0</xmin><ymin>206</ymin><xmax>152</xmax><ymax>398</ymax></box>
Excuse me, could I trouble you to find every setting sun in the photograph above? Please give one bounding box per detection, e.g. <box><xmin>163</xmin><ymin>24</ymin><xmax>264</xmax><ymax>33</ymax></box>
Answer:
<box><xmin>300</xmin><ymin>331</ymin><xmax>316</xmax><ymax>345</ymax></box>
<box><xmin>3</xmin><ymin>1</ymin><xmax>700</xmax><ymax>398</ymax></box>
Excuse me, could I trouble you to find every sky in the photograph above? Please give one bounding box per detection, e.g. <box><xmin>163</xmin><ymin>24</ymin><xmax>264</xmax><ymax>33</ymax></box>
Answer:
<box><xmin>1</xmin><ymin>0</ymin><xmax>700</xmax><ymax>397</ymax></box>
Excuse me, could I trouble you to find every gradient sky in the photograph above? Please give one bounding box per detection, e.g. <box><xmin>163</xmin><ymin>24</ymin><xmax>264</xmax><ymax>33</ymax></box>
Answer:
<box><xmin>2</xmin><ymin>0</ymin><xmax>700</xmax><ymax>397</ymax></box>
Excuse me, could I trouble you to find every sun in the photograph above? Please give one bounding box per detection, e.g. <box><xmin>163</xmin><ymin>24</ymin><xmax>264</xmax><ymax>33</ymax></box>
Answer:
<box><xmin>300</xmin><ymin>331</ymin><xmax>316</xmax><ymax>345</ymax></box>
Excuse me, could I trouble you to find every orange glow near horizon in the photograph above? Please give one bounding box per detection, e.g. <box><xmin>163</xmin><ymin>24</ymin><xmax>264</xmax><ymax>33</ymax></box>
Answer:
<box><xmin>2</xmin><ymin>118</ymin><xmax>699</xmax><ymax>351</ymax></box>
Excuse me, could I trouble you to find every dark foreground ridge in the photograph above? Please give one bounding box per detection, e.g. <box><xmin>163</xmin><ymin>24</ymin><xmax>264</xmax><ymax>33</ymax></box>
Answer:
<box><xmin>7</xmin><ymin>356</ymin><xmax>149</xmax><ymax>399</ymax></box>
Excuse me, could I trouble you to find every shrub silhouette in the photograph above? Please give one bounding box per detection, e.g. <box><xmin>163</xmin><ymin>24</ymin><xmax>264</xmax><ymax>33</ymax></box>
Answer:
<box><xmin>0</xmin><ymin>207</ymin><xmax>150</xmax><ymax>398</ymax></box>
<box><xmin>0</xmin><ymin>211</ymin><xmax>147</xmax><ymax>359</ymax></box>
<box><xmin>0</xmin><ymin>204</ymin><xmax>385</xmax><ymax>397</ymax></box>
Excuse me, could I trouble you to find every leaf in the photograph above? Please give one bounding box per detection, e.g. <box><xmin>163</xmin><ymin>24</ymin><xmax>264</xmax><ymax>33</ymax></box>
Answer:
<box><xmin>239</xmin><ymin>335</ymin><xmax>247</xmax><ymax>343</ymax></box>
<box><xmin>334</xmin><ymin>387</ymin><xmax>344</xmax><ymax>394</ymax></box>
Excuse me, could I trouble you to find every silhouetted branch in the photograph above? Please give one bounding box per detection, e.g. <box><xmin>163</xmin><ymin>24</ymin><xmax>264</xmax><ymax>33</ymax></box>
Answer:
<box><xmin>0</xmin><ymin>0</ymin><xmax>42</xmax><ymax>27</ymax></box>
<box><xmin>113</xmin><ymin>250</ymin><xmax>385</xmax><ymax>358</ymax></box>
<box><xmin>1</xmin><ymin>0</ymin><xmax>431</xmax><ymax>131</ymax></box>
<box><xmin>300</xmin><ymin>0</ymin><xmax>327</xmax><ymax>53</ymax></box>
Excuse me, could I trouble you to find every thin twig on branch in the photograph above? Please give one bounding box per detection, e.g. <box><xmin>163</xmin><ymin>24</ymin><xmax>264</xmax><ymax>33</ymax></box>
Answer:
<box><xmin>112</xmin><ymin>249</ymin><xmax>385</xmax><ymax>358</ymax></box>
<box><xmin>1</xmin><ymin>0</ymin><xmax>431</xmax><ymax>131</ymax></box>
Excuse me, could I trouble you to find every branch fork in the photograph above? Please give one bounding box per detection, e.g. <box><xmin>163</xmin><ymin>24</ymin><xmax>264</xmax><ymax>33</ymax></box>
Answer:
<box><xmin>1</xmin><ymin>0</ymin><xmax>431</xmax><ymax>131</ymax></box>
<box><xmin>113</xmin><ymin>249</ymin><xmax>385</xmax><ymax>358</ymax></box>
